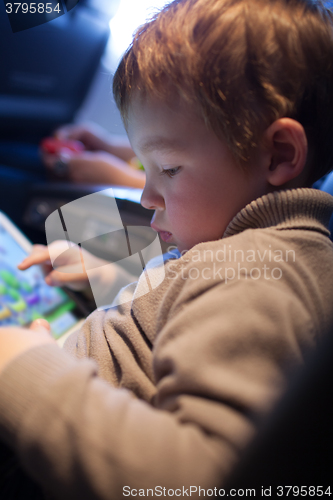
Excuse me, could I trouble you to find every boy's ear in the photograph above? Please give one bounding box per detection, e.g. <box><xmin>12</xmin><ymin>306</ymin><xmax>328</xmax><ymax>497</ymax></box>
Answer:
<box><xmin>262</xmin><ymin>118</ymin><xmax>308</xmax><ymax>187</ymax></box>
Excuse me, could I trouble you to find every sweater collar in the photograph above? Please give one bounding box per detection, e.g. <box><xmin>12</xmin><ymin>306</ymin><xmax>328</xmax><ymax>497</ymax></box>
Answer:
<box><xmin>223</xmin><ymin>188</ymin><xmax>333</xmax><ymax>238</ymax></box>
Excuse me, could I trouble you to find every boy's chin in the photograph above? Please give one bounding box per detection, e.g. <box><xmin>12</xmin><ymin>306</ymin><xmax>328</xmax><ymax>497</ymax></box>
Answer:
<box><xmin>175</xmin><ymin>244</ymin><xmax>189</xmax><ymax>255</ymax></box>
<box><xmin>165</xmin><ymin>241</ymin><xmax>186</xmax><ymax>255</ymax></box>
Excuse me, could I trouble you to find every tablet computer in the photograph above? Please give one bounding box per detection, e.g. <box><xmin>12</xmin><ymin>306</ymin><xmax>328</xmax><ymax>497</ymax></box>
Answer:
<box><xmin>0</xmin><ymin>211</ymin><xmax>85</xmax><ymax>344</ymax></box>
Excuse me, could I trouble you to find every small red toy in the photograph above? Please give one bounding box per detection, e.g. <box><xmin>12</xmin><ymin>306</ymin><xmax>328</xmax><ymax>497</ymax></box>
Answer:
<box><xmin>40</xmin><ymin>138</ymin><xmax>85</xmax><ymax>155</ymax></box>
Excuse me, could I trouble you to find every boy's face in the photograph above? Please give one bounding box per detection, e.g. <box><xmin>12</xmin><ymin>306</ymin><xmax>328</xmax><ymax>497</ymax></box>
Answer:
<box><xmin>127</xmin><ymin>96</ymin><xmax>268</xmax><ymax>253</ymax></box>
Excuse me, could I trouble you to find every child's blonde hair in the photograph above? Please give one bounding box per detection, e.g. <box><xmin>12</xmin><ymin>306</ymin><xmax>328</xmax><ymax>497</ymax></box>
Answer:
<box><xmin>113</xmin><ymin>0</ymin><xmax>333</xmax><ymax>185</ymax></box>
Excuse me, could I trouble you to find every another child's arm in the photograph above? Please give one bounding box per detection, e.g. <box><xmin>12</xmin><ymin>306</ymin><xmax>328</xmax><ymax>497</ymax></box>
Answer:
<box><xmin>43</xmin><ymin>150</ymin><xmax>146</xmax><ymax>187</ymax></box>
<box><xmin>41</xmin><ymin>123</ymin><xmax>145</xmax><ymax>187</ymax></box>
<box><xmin>54</xmin><ymin>122</ymin><xmax>136</xmax><ymax>163</ymax></box>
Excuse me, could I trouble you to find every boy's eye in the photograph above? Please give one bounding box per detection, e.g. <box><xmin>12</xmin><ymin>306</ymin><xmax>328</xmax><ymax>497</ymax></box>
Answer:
<box><xmin>162</xmin><ymin>166</ymin><xmax>181</xmax><ymax>178</ymax></box>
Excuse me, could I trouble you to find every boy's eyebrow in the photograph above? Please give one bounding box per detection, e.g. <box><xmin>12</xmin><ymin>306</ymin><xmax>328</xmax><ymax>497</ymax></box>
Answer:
<box><xmin>138</xmin><ymin>136</ymin><xmax>186</xmax><ymax>153</ymax></box>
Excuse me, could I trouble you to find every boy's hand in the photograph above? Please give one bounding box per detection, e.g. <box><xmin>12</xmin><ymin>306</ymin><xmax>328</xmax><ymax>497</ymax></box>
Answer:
<box><xmin>0</xmin><ymin>320</ymin><xmax>56</xmax><ymax>376</ymax></box>
<box><xmin>18</xmin><ymin>242</ymin><xmax>90</xmax><ymax>291</ymax></box>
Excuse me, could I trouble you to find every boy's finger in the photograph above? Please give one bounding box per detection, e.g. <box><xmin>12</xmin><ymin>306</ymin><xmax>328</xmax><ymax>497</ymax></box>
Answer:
<box><xmin>29</xmin><ymin>319</ymin><xmax>52</xmax><ymax>335</ymax></box>
<box><xmin>18</xmin><ymin>251</ymin><xmax>51</xmax><ymax>270</ymax></box>
<box><xmin>32</xmin><ymin>244</ymin><xmax>47</xmax><ymax>250</ymax></box>
<box><xmin>44</xmin><ymin>272</ymin><xmax>63</xmax><ymax>286</ymax></box>
<box><xmin>45</xmin><ymin>269</ymin><xmax>86</xmax><ymax>287</ymax></box>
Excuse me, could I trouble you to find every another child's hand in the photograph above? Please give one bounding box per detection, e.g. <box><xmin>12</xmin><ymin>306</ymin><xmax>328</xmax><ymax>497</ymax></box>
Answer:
<box><xmin>43</xmin><ymin>150</ymin><xmax>146</xmax><ymax>187</ymax></box>
<box><xmin>54</xmin><ymin>123</ymin><xmax>135</xmax><ymax>161</ymax></box>
<box><xmin>54</xmin><ymin>123</ymin><xmax>116</xmax><ymax>153</ymax></box>
<box><xmin>18</xmin><ymin>241</ymin><xmax>90</xmax><ymax>291</ymax></box>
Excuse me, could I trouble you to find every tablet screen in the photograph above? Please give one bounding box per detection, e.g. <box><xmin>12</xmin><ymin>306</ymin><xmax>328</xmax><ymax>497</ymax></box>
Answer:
<box><xmin>0</xmin><ymin>220</ymin><xmax>79</xmax><ymax>339</ymax></box>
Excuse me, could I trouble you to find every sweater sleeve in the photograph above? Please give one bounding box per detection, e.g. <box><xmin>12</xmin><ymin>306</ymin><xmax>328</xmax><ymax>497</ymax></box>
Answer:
<box><xmin>63</xmin><ymin>282</ymin><xmax>157</xmax><ymax>401</ymax></box>
<box><xmin>0</xmin><ymin>268</ymin><xmax>315</xmax><ymax>500</ymax></box>
<box><xmin>0</xmin><ymin>344</ymin><xmax>239</xmax><ymax>500</ymax></box>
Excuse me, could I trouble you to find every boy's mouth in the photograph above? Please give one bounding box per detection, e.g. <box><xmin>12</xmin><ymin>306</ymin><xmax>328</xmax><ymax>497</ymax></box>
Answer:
<box><xmin>150</xmin><ymin>222</ymin><xmax>173</xmax><ymax>242</ymax></box>
<box><xmin>159</xmin><ymin>231</ymin><xmax>173</xmax><ymax>242</ymax></box>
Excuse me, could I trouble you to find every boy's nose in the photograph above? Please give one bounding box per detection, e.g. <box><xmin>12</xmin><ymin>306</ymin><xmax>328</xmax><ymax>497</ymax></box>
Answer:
<box><xmin>140</xmin><ymin>183</ymin><xmax>165</xmax><ymax>210</ymax></box>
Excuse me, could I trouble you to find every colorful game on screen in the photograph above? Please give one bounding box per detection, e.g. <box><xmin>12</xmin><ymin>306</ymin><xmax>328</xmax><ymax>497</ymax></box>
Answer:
<box><xmin>0</xmin><ymin>224</ymin><xmax>77</xmax><ymax>338</ymax></box>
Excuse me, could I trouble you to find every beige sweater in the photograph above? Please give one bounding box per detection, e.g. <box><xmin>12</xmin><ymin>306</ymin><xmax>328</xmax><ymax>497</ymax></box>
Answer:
<box><xmin>0</xmin><ymin>188</ymin><xmax>333</xmax><ymax>499</ymax></box>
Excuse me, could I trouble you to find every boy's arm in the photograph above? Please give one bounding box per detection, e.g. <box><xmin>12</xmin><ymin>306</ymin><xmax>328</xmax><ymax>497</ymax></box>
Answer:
<box><xmin>0</xmin><ymin>268</ymin><xmax>315</xmax><ymax>499</ymax></box>
<box><xmin>63</xmin><ymin>281</ymin><xmax>157</xmax><ymax>401</ymax></box>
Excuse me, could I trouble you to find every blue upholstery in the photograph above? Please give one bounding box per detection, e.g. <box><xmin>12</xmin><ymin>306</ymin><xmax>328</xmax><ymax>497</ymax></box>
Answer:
<box><xmin>319</xmin><ymin>171</ymin><xmax>333</xmax><ymax>237</ymax></box>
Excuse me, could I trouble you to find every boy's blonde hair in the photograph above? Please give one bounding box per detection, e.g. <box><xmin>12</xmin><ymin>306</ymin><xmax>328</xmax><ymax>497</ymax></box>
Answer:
<box><xmin>113</xmin><ymin>0</ymin><xmax>333</xmax><ymax>185</ymax></box>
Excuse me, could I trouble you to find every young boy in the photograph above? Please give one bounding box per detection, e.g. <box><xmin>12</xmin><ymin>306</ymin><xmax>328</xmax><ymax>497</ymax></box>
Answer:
<box><xmin>1</xmin><ymin>0</ymin><xmax>333</xmax><ymax>498</ymax></box>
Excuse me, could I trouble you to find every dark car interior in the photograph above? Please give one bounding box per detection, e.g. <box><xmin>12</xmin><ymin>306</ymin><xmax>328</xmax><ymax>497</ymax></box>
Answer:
<box><xmin>1</xmin><ymin>0</ymin><xmax>333</xmax><ymax>495</ymax></box>
<box><xmin>0</xmin><ymin>0</ymin><xmax>154</xmax><ymax>247</ymax></box>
